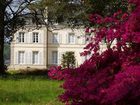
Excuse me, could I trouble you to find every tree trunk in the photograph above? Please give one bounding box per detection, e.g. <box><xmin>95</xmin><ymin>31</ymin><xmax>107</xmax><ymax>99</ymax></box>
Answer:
<box><xmin>0</xmin><ymin>1</ymin><xmax>6</xmax><ymax>73</ymax></box>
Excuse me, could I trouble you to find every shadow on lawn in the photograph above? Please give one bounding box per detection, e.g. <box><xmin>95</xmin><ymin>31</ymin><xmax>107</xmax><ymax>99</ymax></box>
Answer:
<box><xmin>0</xmin><ymin>69</ymin><xmax>49</xmax><ymax>80</ymax></box>
<box><xmin>0</xmin><ymin>90</ymin><xmax>32</xmax><ymax>103</ymax></box>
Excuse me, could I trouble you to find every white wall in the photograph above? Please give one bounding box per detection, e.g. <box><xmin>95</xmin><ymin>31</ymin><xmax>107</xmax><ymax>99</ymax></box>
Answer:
<box><xmin>48</xmin><ymin>28</ymin><xmax>86</xmax><ymax>67</ymax></box>
<box><xmin>9</xmin><ymin>27</ymin><xmax>47</xmax><ymax>70</ymax></box>
<box><xmin>10</xmin><ymin>27</ymin><xmax>88</xmax><ymax>70</ymax></box>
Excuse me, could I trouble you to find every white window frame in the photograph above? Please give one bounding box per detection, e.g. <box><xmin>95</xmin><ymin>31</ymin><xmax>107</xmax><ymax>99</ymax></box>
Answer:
<box><xmin>18</xmin><ymin>51</ymin><xmax>25</xmax><ymax>64</ymax></box>
<box><xmin>33</xmin><ymin>32</ymin><xmax>39</xmax><ymax>43</ymax></box>
<box><xmin>68</xmin><ymin>33</ymin><xmax>75</xmax><ymax>44</ymax></box>
<box><xmin>18</xmin><ymin>32</ymin><xmax>25</xmax><ymax>43</ymax></box>
<box><xmin>52</xmin><ymin>33</ymin><xmax>59</xmax><ymax>44</ymax></box>
<box><xmin>52</xmin><ymin>51</ymin><xmax>58</xmax><ymax>65</ymax></box>
<box><xmin>32</xmin><ymin>51</ymin><xmax>39</xmax><ymax>64</ymax></box>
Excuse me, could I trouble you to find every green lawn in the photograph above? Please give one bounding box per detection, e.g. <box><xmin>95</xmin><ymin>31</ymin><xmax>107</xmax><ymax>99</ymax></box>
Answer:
<box><xmin>0</xmin><ymin>75</ymin><xmax>64</xmax><ymax>105</ymax></box>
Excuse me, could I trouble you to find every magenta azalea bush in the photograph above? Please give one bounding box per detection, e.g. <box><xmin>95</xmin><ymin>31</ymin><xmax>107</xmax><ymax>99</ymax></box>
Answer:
<box><xmin>59</xmin><ymin>0</ymin><xmax>140</xmax><ymax>105</ymax></box>
<box><xmin>48</xmin><ymin>66</ymin><xmax>65</xmax><ymax>80</ymax></box>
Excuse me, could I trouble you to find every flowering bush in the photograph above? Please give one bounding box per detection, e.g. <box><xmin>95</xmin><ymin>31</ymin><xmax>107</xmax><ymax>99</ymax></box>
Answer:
<box><xmin>48</xmin><ymin>66</ymin><xmax>65</xmax><ymax>80</ymax></box>
<box><xmin>59</xmin><ymin>0</ymin><xmax>140</xmax><ymax>105</ymax></box>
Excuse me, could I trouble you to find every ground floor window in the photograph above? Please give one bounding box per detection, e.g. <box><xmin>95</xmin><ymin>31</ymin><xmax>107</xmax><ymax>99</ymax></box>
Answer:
<box><xmin>32</xmin><ymin>51</ymin><xmax>39</xmax><ymax>64</ymax></box>
<box><xmin>18</xmin><ymin>51</ymin><xmax>25</xmax><ymax>64</ymax></box>
<box><xmin>52</xmin><ymin>51</ymin><xmax>58</xmax><ymax>65</ymax></box>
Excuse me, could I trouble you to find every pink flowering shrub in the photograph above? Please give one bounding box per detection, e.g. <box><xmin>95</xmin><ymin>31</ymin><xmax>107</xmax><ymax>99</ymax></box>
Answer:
<box><xmin>48</xmin><ymin>66</ymin><xmax>64</xmax><ymax>80</ymax></box>
<box><xmin>59</xmin><ymin>0</ymin><xmax>140</xmax><ymax>105</ymax></box>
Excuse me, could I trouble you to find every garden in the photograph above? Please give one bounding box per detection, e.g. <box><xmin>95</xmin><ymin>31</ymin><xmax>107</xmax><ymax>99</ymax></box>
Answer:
<box><xmin>0</xmin><ymin>73</ymin><xmax>64</xmax><ymax>105</ymax></box>
<box><xmin>0</xmin><ymin>0</ymin><xmax>140</xmax><ymax>105</ymax></box>
<box><xmin>50</xmin><ymin>0</ymin><xmax>140</xmax><ymax>105</ymax></box>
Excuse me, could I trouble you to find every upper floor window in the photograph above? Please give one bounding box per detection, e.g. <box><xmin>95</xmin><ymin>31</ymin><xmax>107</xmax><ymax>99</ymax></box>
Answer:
<box><xmin>18</xmin><ymin>32</ymin><xmax>25</xmax><ymax>43</ymax></box>
<box><xmin>33</xmin><ymin>32</ymin><xmax>39</xmax><ymax>43</ymax></box>
<box><xmin>68</xmin><ymin>33</ymin><xmax>75</xmax><ymax>44</ymax></box>
<box><xmin>52</xmin><ymin>33</ymin><xmax>59</xmax><ymax>44</ymax></box>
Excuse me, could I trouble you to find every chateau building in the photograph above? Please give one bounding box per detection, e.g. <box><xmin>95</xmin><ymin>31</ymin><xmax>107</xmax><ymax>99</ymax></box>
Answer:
<box><xmin>9</xmin><ymin>25</ymin><xmax>88</xmax><ymax>70</ymax></box>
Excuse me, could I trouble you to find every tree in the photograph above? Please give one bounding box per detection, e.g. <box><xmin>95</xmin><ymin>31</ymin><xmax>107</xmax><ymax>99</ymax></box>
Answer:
<box><xmin>32</xmin><ymin>0</ymin><xmax>94</xmax><ymax>27</ymax></box>
<box><xmin>4</xmin><ymin>43</ymin><xmax>10</xmax><ymax>61</ymax></box>
<box><xmin>0</xmin><ymin>0</ymin><xmax>42</xmax><ymax>73</ymax></box>
<box><xmin>30</xmin><ymin>0</ymin><xmax>129</xmax><ymax>28</ymax></box>
<box><xmin>59</xmin><ymin>0</ymin><xmax>140</xmax><ymax>105</ymax></box>
<box><xmin>61</xmin><ymin>51</ymin><xmax>76</xmax><ymax>69</ymax></box>
<box><xmin>35</xmin><ymin>0</ymin><xmax>128</xmax><ymax>26</ymax></box>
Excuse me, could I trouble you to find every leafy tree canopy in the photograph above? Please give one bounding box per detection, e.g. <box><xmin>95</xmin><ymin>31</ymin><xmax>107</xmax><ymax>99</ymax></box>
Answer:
<box><xmin>0</xmin><ymin>0</ymin><xmax>42</xmax><ymax>72</ymax></box>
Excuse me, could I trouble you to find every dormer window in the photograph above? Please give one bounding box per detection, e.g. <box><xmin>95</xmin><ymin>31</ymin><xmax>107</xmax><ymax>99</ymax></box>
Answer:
<box><xmin>18</xmin><ymin>32</ymin><xmax>25</xmax><ymax>43</ymax></box>
<box><xmin>33</xmin><ymin>32</ymin><xmax>39</xmax><ymax>43</ymax></box>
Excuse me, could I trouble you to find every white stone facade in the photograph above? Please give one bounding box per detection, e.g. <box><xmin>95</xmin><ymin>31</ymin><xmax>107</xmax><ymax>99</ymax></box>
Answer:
<box><xmin>9</xmin><ymin>26</ymin><xmax>87</xmax><ymax>70</ymax></box>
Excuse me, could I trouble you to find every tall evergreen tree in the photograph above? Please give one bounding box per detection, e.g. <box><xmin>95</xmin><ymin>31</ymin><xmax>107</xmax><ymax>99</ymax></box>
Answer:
<box><xmin>61</xmin><ymin>52</ymin><xmax>76</xmax><ymax>69</ymax></box>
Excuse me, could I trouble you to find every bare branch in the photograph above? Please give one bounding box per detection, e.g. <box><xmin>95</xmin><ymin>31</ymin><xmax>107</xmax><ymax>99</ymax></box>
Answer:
<box><xmin>5</xmin><ymin>0</ymin><xmax>35</xmax><ymax>26</ymax></box>
<box><xmin>5</xmin><ymin>0</ymin><xmax>13</xmax><ymax>7</ymax></box>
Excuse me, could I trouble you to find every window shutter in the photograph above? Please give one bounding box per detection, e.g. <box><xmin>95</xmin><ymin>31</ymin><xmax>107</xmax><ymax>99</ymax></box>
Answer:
<box><xmin>48</xmin><ymin>33</ymin><xmax>53</xmax><ymax>43</ymax></box>
<box><xmin>41</xmin><ymin>32</ymin><xmax>44</xmax><ymax>44</ymax></box>
<box><xmin>25</xmin><ymin>52</ymin><xmax>28</xmax><ymax>64</ymax></box>
<box><xmin>29</xmin><ymin>51</ymin><xmax>32</xmax><ymax>65</ymax></box>
<box><xmin>30</xmin><ymin>33</ymin><xmax>32</xmax><ymax>43</ymax></box>
<box><xmin>25</xmin><ymin>33</ymin><xmax>27</xmax><ymax>43</ymax></box>
<box><xmin>39</xmin><ymin>52</ymin><xmax>43</xmax><ymax>65</ymax></box>
<box><xmin>23</xmin><ymin>52</ymin><xmax>25</xmax><ymax>64</ymax></box>
<box><xmin>28</xmin><ymin>33</ymin><xmax>30</xmax><ymax>43</ymax></box>
<box><xmin>48</xmin><ymin>51</ymin><xmax>51</xmax><ymax>65</ymax></box>
<box><xmin>52</xmin><ymin>34</ymin><xmax>54</xmax><ymax>43</ymax></box>
<box><xmin>59</xmin><ymin>34</ymin><xmax>61</xmax><ymax>44</ymax></box>
<box><xmin>24</xmin><ymin>52</ymin><xmax>27</xmax><ymax>64</ymax></box>
<box><xmin>57</xmin><ymin>34</ymin><xmax>59</xmax><ymax>44</ymax></box>
<box><xmin>15</xmin><ymin>33</ymin><xmax>19</xmax><ymax>43</ymax></box>
<box><xmin>66</xmin><ymin>34</ymin><xmax>68</xmax><ymax>44</ymax></box>
<box><xmin>39</xmin><ymin>33</ymin><xmax>41</xmax><ymax>43</ymax></box>
<box><xmin>27</xmin><ymin>52</ymin><xmax>30</xmax><ymax>64</ymax></box>
<box><xmin>24</xmin><ymin>33</ymin><xmax>27</xmax><ymax>43</ymax></box>
<box><xmin>74</xmin><ymin>35</ymin><xmax>77</xmax><ymax>44</ymax></box>
<box><xmin>15</xmin><ymin>51</ymin><xmax>18</xmax><ymax>64</ymax></box>
<box><xmin>82</xmin><ymin>36</ymin><xmax>86</xmax><ymax>44</ymax></box>
<box><xmin>58</xmin><ymin>52</ymin><xmax>62</xmax><ymax>65</ymax></box>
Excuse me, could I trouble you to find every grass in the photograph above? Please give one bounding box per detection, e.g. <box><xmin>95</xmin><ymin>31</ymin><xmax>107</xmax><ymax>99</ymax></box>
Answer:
<box><xmin>0</xmin><ymin>74</ymin><xmax>64</xmax><ymax>105</ymax></box>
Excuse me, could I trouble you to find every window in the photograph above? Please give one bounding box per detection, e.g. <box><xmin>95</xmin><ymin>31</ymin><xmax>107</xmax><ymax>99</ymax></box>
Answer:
<box><xmin>52</xmin><ymin>33</ymin><xmax>58</xmax><ymax>43</ymax></box>
<box><xmin>68</xmin><ymin>33</ymin><xmax>75</xmax><ymax>44</ymax></box>
<box><xmin>52</xmin><ymin>51</ymin><xmax>58</xmax><ymax>65</ymax></box>
<box><xmin>32</xmin><ymin>51</ymin><xmax>39</xmax><ymax>64</ymax></box>
<box><xmin>33</xmin><ymin>32</ymin><xmax>39</xmax><ymax>43</ymax></box>
<box><xmin>18</xmin><ymin>32</ymin><xmax>25</xmax><ymax>43</ymax></box>
<box><xmin>18</xmin><ymin>51</ymin><xmax>25</xmax><ymax>64</ymax></box>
